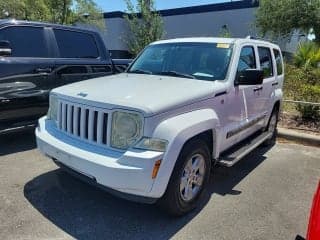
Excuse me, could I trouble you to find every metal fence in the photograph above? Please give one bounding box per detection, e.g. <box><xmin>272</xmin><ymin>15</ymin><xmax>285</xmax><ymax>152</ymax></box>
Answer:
<box><xmin>280</xmin><ymin>99</ymin><xmax>320</xmax><ymax>133</ymax></box>
<box><xmin>282</xmin><ymin>100</ymin><xmax>320</xmax><ymax>116</ymax></box>
<box><xmin>283</xmin><ymin>100</ymin><xmax>320</xmax><ymax>107</ymax></box>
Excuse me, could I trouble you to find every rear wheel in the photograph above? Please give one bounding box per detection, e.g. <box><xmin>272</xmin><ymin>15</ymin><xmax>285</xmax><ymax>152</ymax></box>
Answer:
<box><xmin>262</xmin><ymin>108</ymin><xmax>279</xmax><ymax>146</ymax></box>
<box><xmin>159</xmin><ymin>139</ymin><xmax>211</xmax><ymax>216</ymax></box>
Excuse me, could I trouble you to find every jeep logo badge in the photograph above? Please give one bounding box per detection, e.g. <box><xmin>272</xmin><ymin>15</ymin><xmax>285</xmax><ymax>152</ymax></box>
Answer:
<box><xmin>77</xmin><ymin>92</ymin><xmax>88</xmax><ymax>97</ymax></box>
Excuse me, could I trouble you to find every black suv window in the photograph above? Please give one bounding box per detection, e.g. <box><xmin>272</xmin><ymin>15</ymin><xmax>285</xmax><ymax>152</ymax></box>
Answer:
<box><xmin>273</xmin><ymin>49</ymin><xmax>283</xmax><ymax>75</ymax></box>
<box><xmin>53</xmin><ymin>29</ymin><xmax>99</xmax><ymax>59</ymax></box>
<box><xmin>0</xmin><ymin>26</ymin><xmax>48</xmax><ymax>57</ymax></box>
<box><xmin>237</xmin><ymin>46</ymin><xmax>256</xmax><ymax>72</ymax></box>
<box><xmin>258</xmin><ymin>47</ymin><xmax>274</xmax><ymax>78</ymax></box>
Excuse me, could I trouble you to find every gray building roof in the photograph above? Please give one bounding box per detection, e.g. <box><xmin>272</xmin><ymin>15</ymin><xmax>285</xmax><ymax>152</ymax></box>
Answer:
<box><xmin>104</xmin><ymin>0</ymin><xmax>259</xmax><ymax>18</ymax></box>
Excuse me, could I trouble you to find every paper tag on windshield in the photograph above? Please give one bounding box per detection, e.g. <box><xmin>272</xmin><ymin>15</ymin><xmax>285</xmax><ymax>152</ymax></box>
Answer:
<box><xmin>217</xmin><ymin>43</ymin><xmax>230</xmax><ymax>49</ymax></box>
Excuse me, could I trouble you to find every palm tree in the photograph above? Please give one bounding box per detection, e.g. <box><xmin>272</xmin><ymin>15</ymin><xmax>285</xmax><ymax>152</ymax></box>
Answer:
<box><xmin>294</xmin><ymin>42</ymin><xmax>320</xmax><ymax>69</ymax></box>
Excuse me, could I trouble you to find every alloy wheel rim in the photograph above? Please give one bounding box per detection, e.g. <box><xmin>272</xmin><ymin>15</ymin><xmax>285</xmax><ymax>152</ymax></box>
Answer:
<box><xmin>179</xmin><ymin>153</ymin><xmax>206</xmax><ymax>202</ymax></box>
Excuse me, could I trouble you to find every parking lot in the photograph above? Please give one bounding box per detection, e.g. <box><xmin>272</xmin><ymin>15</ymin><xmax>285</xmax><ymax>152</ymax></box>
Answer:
<box><xmin>0</xmin><ymin>131</ymin><xmax>319</xmax><ymax>240</ymax></box>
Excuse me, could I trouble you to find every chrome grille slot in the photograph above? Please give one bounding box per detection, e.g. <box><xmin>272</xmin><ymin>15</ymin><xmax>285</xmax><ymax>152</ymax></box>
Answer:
<box><xmin>67</xmin><ymin>105</ymin><xmax>73</xmax><ymax>134</ymax></box>
<box><xmin>84</xmin><ymin>109</ymin><xmax>89</xmax><ymax>139</ymax></box>
<box><xmin>73</xmin><ymin>106</ymin><xmax>80</xmax><ymax>136</ymax></box>
<box><xmin>102</xmin><ymin>113</ymin><xmax>108</xmax><ymax>144</ymax></box>
<box><xmin>57</xmin><ymin>100</ymin><xmax>109</xmax><ymax>146</ymax></box>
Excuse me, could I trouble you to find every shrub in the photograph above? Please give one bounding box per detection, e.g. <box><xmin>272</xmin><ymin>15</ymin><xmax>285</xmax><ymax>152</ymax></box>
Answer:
<box><xmin>284</xmin><ymin>64</ymin><xmax>320</xmax><ymax>120</ymax></box>
<box><xmin>296</xmin><ymin>85</ymin><xmax>320</xmax><ymax>120</ymax></box>
<box><xmin>294</xmin><ymin>42</ymin><xmax>320</xmax><ymax>69</ymax></box>
<box><xmin>284</xmin><ymin>64</ymin><xmax>305</xmax><ymax>99</ymax></box>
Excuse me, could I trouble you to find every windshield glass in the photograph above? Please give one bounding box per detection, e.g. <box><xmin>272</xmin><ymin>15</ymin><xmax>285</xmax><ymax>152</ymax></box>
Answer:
<box><xmin>128</xmin><ymin>42</ymin><xmax>233</xmax><ymax>81</ymax></box>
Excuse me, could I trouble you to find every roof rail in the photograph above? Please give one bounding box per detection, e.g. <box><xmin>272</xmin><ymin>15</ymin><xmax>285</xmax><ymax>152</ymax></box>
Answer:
<box><xmin>246</xmin><ymin>35</ymin><xmax>264</xmax><ymax>40</ymax></box>
<box><xmin>245</xmin><ymin>35</ymin><xmax>276</xmax><ymax>43</ymax></box>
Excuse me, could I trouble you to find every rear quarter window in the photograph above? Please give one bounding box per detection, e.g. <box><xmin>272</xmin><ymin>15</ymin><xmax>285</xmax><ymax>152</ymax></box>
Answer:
<box><xmin>53</xmin><ymin>29</ymin><xmax>99</xmax><ymax>59</ymax></box>
<box><xmin>258</xmin><ymin>47</ymin><xmax>274</xmax><ymax>78</ymax></box>
<box><xmin>273</xmin><ymin>49</ymin><xmax>283</xmax><ymax>75</ymax></box>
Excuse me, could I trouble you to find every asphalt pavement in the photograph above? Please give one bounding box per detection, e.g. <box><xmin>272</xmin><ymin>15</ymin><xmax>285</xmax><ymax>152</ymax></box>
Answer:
<box><xmin>0</xmin><ymin>131</ymin><xmax>319</xmax><ymax>240</ymax></box>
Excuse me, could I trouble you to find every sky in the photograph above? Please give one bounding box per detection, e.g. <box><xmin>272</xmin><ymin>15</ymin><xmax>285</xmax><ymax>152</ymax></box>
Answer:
<box><xmin>95</xmin><ymin>0</ymin><xmax>231</xmax><ymax>12</ymax></box>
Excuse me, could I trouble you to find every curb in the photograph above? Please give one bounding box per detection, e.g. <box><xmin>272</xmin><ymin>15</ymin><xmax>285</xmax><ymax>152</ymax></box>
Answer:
<box><xmin>277</xmin><ymin>127</ymin><xmax>320</xmax><ymax>147</ymax></box>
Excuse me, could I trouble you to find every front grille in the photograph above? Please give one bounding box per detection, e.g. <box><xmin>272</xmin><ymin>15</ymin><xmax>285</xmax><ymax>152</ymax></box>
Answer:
<box><xmin>58</xmin><ymin>100</ymin><xmax>109</xmax><ymax>145</ymax></box>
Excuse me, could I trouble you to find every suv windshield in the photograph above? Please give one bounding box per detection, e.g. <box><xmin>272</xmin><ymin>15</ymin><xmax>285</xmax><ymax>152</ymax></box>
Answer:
<box><xmin>128</xmin><ymin>42</ymin><xmax>233</xmax><ymax>81</ymax></box>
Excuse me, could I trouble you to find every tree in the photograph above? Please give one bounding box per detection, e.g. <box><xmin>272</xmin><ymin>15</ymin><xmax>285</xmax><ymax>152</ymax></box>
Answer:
<box><xmin>219</xmin><ymin>24</ymin><xmax>232</xmax><ymax>38</ymax></box>
<box><xmin>124</xmin><ymin>0</ymin><xmax>164</xmax><ymax>56</ymax></box>
<box><xmin>72</xmin><ymin>0</ymin><xmax>105</xmax><ymax>30</ymax></box>
<box><xmin>0</xmin><ymin>0</ymin><xmax>50</xmax><ymax>21</ymax></box>
<box><xmin>256</xmin><ymin>0</ymin><xmax>320</xmax><ymax>43</ymax></box>
<box><xmin>0</xmin><ymin>0</ymin><xmax>104</xmax><ymax>29</ymax></box>
<box><xmin>45</xmin><ymin>0</ymin><xmax>72</xmax><ymax>24</ymax></box>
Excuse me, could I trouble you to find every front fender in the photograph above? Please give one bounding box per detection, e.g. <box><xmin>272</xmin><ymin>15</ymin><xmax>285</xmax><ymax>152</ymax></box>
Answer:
<box><xmin>150</xmin><ymin>109</ymin><xmax>220</xmax><ymax>198</ymax></box>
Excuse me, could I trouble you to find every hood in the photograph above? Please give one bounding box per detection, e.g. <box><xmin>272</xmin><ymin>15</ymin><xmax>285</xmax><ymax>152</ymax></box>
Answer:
<box><xmin>52</xmin><ymin>73</ymin><xmax>216</xmax><ymax>116</ymax></box>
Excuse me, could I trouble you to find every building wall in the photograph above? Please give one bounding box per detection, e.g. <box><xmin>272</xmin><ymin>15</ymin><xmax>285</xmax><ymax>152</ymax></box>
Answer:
<box><xmin>162</xmin><ymin>8</ymin><xmax>256</xmax><ymax>39</ymax></box>
<box><xmin>103</xmin><ymin>17</ymin><xmax>129</xmax><ymax>52</ymax></box>
<box><xmin>103</xmin><ymin>7</ymin><xmax>258</xmax><ymax>58</ymax></box>
<box><xmin>102</xmin><ymin>1</ymin><xmax>305</xmax><ymax>58</ymax></box>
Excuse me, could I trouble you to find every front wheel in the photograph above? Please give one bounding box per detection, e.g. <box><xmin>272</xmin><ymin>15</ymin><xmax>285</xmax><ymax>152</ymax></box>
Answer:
<box><xmin>158</xmin><ymin>139</ymin><xmax>211</xmax><ymax>216</ymax></box>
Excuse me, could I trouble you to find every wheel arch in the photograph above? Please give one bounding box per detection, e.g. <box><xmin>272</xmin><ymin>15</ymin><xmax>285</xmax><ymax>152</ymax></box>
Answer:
<box><xmin>273</xmin><ymin>100</ymin><xmax>281</xmax><ymax>112</ymax></box>
<box><xmin>181</xmin><ymin>129</ymin><xmax>216</xmax><ymax>160</ymax></box>
<box><xmin>150</xmin><ymin>109</ymin><xmax>220</xmax><ymax>198</ymax></box>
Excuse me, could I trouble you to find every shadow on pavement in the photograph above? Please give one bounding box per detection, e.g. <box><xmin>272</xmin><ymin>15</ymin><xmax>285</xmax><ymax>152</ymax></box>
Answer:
<box><xmin>24</xmin><ymin>146</ymin><xmax>270</xmax><ymax>240</ymax></box>
<box><xmin>0</xmin><ymin>130</ymin><xmax>36</xmax><ymax>156</ymax></box>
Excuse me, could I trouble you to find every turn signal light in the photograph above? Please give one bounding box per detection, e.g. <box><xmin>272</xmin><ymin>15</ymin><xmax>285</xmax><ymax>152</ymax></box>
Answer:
<box><xmin>152</xmin><ymin>160</ymin><xmax>162</xmax><ymax>179</ymax></box>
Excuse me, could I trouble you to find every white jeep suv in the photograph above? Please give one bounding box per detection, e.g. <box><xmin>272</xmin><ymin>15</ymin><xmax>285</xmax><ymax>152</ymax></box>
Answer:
<box><xmin>36</xmin><ymin>37</ymin><xmax>284</xmax><ymax>216</ymax></box>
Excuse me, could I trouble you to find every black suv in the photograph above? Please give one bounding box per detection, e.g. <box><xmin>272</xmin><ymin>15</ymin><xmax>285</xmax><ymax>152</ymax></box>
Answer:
<box><xmin>0</xmin><ymin>19</ymin><xmax>130</xmax><ymax>134</ymax></box>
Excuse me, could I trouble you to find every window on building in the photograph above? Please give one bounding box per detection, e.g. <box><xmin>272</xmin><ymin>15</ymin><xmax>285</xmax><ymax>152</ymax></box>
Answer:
<box><xmin>258</xmin><ymin>47</ymin><xmax>274</xmax><ymax>78</ymax></box>
<box><xmin>0</xmin><ymin>26</ymin><xmax>48</xmax><ymax>57</ymax></box>
<box><xmin>53</xmin><ymin>29</ymin><xmax>99</xmax><ymax>59</ymax></box>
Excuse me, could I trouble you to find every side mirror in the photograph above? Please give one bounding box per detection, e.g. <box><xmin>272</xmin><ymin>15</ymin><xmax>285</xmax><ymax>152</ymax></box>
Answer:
<box><xmin>235</xmin><ymin>69</ymin><xmax>264</xmax><ymax>85</ymax></box>
<box><xmin>0</xmin><ymin>40</ymin><xmax>12</xmax><ymax>56</ymax></box>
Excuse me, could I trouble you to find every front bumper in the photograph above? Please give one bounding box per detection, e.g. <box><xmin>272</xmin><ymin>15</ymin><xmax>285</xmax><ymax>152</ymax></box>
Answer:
<box><xmin>36</xmin><ymin>117</ymin><xmax>164</xmax><ymax>201</ymax></box>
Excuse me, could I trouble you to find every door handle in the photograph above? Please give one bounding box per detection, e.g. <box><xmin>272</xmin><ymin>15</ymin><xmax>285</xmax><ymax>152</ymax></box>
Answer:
<box><xmin>253</xmin><ymin>86</ymin><xmax>263</xmax><ymax>92</ymax></box>
<box><xmin>272</xmin><ymin>82</ymin><xmax>278</xmax><ymax>86</ymax></box>
<box><xmin>35</xmin><ymin>68</ymin><xmax>52</xmax><ymax>74</ymax></box>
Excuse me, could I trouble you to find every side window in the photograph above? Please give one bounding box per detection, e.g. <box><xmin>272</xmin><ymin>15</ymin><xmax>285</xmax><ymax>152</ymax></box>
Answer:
<box><xmin>0</xmin><ymin>26</ymin><xmax>48</xmax><ymax>57</ymax></box>
<box><xmin>53</xmin><ymin>29</ymin><xmax>99</xmax><ymax>59</ymax></box>
<box><xmin>57</xmin><ymin>66</ymin><xmax>88</xmax><ymax>75</ymax></box>
<box><xmin>258</xmin><ymin>47</ymin><xmax>274</xmax><ymax>78</ymax></box>
<box><xmin>237</xmin><ymin>46</ymin><xmax>256</xmax><ymax>72</ymax></box>
<box><xmin>92</xmin><ymin>65</ymin><xmax>112</xmax><ymax>73</ymax></box>
<box><xmin>273</xmin><ymin>49</ymin><xmax>283</xmax><ymax>75</ymax></box>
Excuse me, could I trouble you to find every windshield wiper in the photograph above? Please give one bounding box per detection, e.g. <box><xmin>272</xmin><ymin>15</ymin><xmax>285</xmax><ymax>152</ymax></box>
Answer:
<box><xmin>129</xmin><ymin>69</ymin><xmax>153</xmax><ymax>74</ymax></box>
<box><xmin>158</xmin><ymin>71</ymin><xmax>196</xmax><ymax>79</ymax></box>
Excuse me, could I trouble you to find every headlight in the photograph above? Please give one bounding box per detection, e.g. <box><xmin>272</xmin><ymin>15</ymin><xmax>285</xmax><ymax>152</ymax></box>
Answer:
<box><xmin>111</xmin><ymin>111</ymin><xmax>143</xmax><ymax>149</ymax></box>
<box><xmin>134</xmin><ymin>137</ymin><xmax>168</xmax><ymax>152</ymax></box>
<box><xmin>47</xmin><ymin>94</ymin><xmax>58</xmax><ymax>123</ymax></box>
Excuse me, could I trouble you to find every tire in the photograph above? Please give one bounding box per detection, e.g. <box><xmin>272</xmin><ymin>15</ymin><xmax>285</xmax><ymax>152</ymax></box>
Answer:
<box><xmin>158</xmin><ymin>139</ymin><xmax>211</xmax><ymax>216</ymax></box>
<box><xmin>262</xmin><ymin>107</ymin><xmax>279</xmax><ymax>147</ymax></box>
